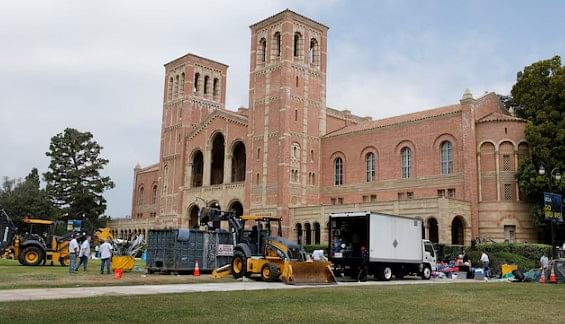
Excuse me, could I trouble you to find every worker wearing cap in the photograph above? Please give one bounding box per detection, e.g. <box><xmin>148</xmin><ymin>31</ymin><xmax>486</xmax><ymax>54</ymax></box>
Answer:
<box><xmin>68</xmin><ymin>233</ymin><xmax>79</xmax><ymax>273</ymax></box>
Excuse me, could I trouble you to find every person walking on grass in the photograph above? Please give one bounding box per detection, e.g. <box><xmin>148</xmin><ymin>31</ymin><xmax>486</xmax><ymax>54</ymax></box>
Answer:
<box><xmin>99</xmin><ymin>239</ymin><xmax>113</xmax><ymax>274</ymax></box>
<box><xmin>68</xmin><ymin>233</ymin><xmax>79</xmax><ymax>274</ymax></box>
<box><xmin>540</xmin><ymin>253</ymin><xmax>549</xmax><ymax>272</ymax></box>
<box><xmin>480</xmin><ymin>251</ymin><xmax>490</xmax><ymax>280</ymax></box>
<box><xmin>75</xmin><ymin>236</ymin><xmax>91</xmax><ymax>271</ymax></box>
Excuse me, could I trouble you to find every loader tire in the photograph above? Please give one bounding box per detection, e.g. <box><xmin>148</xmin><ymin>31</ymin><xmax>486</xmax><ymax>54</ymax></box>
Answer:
<box><xmin>231</xmin><ymin>251</ymin><xmax>247</xmax><ymax>279</ymax></box>
<box><xmin>19</xmin><ymin>246</ymin><xmax>45</xmax><ymax>266</ymax></box>
<box><xmin>261</xmin><ymin>263</ymin><xmax>280</xmax><ymax>282</ymax></box>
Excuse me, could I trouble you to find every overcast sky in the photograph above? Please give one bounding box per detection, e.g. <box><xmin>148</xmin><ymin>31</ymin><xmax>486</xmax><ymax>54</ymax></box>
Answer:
<box><xmin>1</xmin><ymin>0</ymin><xmax>564</xmax><ymax>218</ymax></box>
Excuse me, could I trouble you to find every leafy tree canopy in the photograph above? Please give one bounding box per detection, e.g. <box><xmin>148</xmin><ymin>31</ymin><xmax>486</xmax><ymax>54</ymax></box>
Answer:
<box><xmin>510</xmin><ymin>56</ymin><xmax>565</xmax><ymax>228</ymax></box>
<box><xmin>43</xmin><ymin>128</ymin><xmax>114</xmax><ymax>232</ymax></box>
<box><xmin>0</xmin><ymin>168</ymin><xmax>56</xmax><ymax>226</ymax></box>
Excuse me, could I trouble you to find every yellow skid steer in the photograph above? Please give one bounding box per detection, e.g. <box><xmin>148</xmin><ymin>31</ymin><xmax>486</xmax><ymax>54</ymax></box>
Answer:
<box><xmin>213</xmin><ymin>215</ymin><xmax>336</xmax><ymax>285</ymax></box>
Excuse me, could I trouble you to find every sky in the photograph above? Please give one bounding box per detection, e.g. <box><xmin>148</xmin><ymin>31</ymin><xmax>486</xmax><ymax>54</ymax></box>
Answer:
<box><xmin>1</xmin><ymin>0</ymin><xmax>564</xmax><ymax>218</ymax></box>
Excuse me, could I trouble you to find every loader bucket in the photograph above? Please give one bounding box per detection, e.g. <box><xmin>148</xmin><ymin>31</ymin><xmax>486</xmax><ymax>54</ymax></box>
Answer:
<box><xmin>280</xmin><ymin>260</ymin><xmax>337</xmax><ymax>285</ymax></box>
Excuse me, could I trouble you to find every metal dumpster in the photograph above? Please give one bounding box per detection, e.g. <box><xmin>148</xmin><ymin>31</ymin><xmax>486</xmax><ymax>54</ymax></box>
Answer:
<box><xmin>146</xmin><ymin>228</ymin><xmax>233</xmax><ymax>274</ymax></box>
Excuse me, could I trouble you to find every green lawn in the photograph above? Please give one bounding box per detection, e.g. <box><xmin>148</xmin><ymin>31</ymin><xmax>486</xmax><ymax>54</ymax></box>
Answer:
<box><xmin>0</xmin><ymin>258</ymin><xmax>228</xmax><ymax>289</ymax></box>
<box><xmin>0</xmin><ymin>283</ymin><xmax>564</xmax><ymax>323</ymax></box>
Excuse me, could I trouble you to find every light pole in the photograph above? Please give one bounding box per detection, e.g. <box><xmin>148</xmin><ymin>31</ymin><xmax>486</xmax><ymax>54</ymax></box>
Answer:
<box><xmin>538</xmin><ymin>165</ymin><xmax>562</xmax><ymax>259</ymax></box>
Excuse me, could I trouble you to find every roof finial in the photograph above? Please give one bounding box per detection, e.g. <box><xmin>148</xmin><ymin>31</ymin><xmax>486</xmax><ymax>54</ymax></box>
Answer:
<box><xmin>462</xmin><ymin>88</ymin><xmax>474</xmax><ymax>100</ymax></box>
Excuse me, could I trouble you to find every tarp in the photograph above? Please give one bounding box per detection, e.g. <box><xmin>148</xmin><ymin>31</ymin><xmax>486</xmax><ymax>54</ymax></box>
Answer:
<box><xmin>112</xmin><ymin>256</ymin><xmax>135</xmax><ymax>271</ymax></box>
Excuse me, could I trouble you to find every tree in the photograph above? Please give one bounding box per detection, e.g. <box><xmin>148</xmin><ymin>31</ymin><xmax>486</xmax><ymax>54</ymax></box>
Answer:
<box><xmin>510</xmin><ymin>56</ymin><xmax>565</xmax><ymax>234</ymax></box>
<box><xmin>0</xmin><ymin>168</ymin><xmax>56</xmax><ymax>226</ymax></box>
<box><xmin>43</xmin><ymin>128</ymin><xmax>114</xmax><ymax>232</ymax></box>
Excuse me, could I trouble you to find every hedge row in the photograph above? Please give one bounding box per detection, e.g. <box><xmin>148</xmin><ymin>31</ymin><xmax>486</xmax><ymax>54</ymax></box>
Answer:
<box><xmin>436</xmin><ymin>243</ymin><xmax>551</xmax><ymax>272</ymax></box>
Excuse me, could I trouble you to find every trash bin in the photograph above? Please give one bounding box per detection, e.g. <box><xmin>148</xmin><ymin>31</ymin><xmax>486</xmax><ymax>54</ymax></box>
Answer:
<box><xmin>114</xmin><ymin>268</ymin><xmax>123</xmax><ymax>280</ymax></box>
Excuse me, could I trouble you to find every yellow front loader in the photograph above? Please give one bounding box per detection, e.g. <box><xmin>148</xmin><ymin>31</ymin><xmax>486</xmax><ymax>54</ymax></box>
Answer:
<box><xmin>214</xmin><ymin>215</ymin><xmax>336</xmax><ymax>285</ymax></box>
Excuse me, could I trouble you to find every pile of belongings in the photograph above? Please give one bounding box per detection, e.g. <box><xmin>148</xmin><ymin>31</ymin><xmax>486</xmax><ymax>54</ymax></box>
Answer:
<box><xmin>112</xmin><ymin>234</ymin><xmax>144</xmax><ymax>256</ymax></box>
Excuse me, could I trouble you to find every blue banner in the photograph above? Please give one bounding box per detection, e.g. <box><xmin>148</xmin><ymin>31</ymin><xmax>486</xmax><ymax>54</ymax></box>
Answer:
<box><xmin>544</xmin><ymin>192</ymin><xmax>563</xmax><ymax>222</ymax></box>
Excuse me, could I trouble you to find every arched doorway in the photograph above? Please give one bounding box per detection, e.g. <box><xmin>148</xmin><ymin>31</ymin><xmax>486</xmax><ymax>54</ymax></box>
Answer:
<box><xmin>228</xmin><ymin>200</ymin><xmax>244</xmax><ymax>218</ymax></box>
<box><xmin>428</xmin><ymin>218</ymin><xmax>439</xmax><ymax>244</ymax></box>
<box><xmin>304</xmin><ymin>223</ymin><xmax>312</xmax><ymax>245</ymax></box>
<box><xmin>295</xmin><ymin>223</ymin><xmax>302</xmax><ymax>245</ymax></box>
<box><xmin>210</xmin><ymin>133</ymin><xmax>225</xmax><ymax>185</ymax></box>
<box><xmin>314</xmin><ymin>222</ymin><xmax>321</xmax><ymax>244</ymax></box>
<box><xmin>231</xmin><ymin>142</ymin><xmax>246</xmax><ymax>182</ymax></box>
<box><xmin>188</xmin><ymin>205</ymin><xmax>200</xmax><ymax>228</ymax></box>
<box><xmin>451</xmin><ymin>216</ymin><xmax>465</xmax><ymax>245</ymax></box>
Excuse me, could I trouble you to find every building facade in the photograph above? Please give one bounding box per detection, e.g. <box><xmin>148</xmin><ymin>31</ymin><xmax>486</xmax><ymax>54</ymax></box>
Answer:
<box><xmin>110</xmin><ymin>10</ymin><xmax>536</xmax><ymax>245</ymax></box>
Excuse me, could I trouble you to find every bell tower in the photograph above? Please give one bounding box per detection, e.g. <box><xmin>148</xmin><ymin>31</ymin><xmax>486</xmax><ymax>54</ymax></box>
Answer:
<box><xmin>244</xmin><ymin>10</ymin><xmax>328</xmax><ymax>230</ymax></box>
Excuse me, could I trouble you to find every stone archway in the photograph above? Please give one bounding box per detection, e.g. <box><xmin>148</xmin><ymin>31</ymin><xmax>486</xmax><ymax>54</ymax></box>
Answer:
<box><xmin>188</xmin><ymin>205</ymin><xmax>200</xmax><ymax>228</ymax></box>
<box><xmin>228</xmin><ymin>200</ymin><xmax>244</xmax><ymax>218</ymax></box>
<box><xmin>295</xmin><ymin>223</ymin><xmax>303</xmax><ymax>245</ymax></box>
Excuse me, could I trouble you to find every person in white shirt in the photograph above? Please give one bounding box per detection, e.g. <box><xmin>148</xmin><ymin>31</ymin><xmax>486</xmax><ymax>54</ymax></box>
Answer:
<box><xmin>75</xmin><ymin>236</ymin><xmax>91</xmax><ymax>271</ymax></box>
<box><xmin>99</xmin><ymin>239</ymin><xmax>113</xmax><ymax>274</ymax></box>
<box><xmin>540</xmin><ymin>253</ymin><xmax>549</xmax><ymax>272</ymax></box>
<box><xmin>68</xmin><ymin>234</ymin><xmax>80</xmax><ymax>273</ymax></box>
<box><xmin>480</xmin><ymin>251</ymin><xmax>490</xmax><ymax>280</ymax></box>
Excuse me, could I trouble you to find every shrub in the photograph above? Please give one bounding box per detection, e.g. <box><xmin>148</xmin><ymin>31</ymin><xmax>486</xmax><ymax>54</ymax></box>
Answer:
<box><xmin>465</xmin><ymin>243</ymin><xmax>550</xmax><ymax>272</ymax></box>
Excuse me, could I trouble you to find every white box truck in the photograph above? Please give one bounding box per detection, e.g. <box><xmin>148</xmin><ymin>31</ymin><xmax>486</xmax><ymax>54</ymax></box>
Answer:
<box><xmin>329</xmin><ymin>211</ymin><xmax>436</xmax><ymax>281</ymax></box>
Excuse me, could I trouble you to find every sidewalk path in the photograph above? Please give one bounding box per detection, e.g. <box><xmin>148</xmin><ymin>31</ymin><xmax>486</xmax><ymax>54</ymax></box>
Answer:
<box><xmin>0</xmin><ymin>279</ymin><xmax>479</xmax><ymax>302</ymax></box>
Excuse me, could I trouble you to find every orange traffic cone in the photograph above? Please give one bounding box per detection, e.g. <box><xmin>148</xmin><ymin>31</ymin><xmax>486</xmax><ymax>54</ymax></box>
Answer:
<box><xmin>194</xmin><ymin>259</ymin><xmax>200</xmax><ymax>277</ymax></box>
<box><xmin>549</xmin><ymin>265</ymin><xmax>557</xmax><ymax>284</ymax></box>
<box><xmin>539</xmin><ymin>269</ymin><xmax>546</xmax><ymax>283</ymax></box>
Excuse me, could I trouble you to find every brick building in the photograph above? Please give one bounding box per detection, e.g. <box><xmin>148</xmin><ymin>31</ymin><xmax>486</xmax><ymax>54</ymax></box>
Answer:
<box><xmin>110</xmin><ymin>9</ymin><xmax>536</xmax><ymax>245</ymax></box>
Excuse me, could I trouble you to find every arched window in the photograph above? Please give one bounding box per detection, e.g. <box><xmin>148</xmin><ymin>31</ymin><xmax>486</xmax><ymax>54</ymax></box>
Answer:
<box><xmin>259</xmin><ymin>37</ymin><xmax>267</xmax><ymax>64</ymax></box>
<box><xmin>440</xmin><ymin>141</ymin><xmax>453</xmax><ymax>174</ymax></box>
<box><xmin>304</xmin><ymin>223</ymin><xmax>312</xmax><ymax>245</ymax></box>
<box><xmin>203</xmin><ymin>75</ymin><xmax>209</xmax><ymax>95</ymax></box>
<box><xmin>309</xmin><ymin>38</ymin><xmax>319</xmax><ymax>65</ymax></box>
<box><xmin>401</xmin><ymin>147</ymin><xmax>412</xmax><ymax>178</ymax></box>
<box><xmin>167</xmin><ymin>77</ymin><xmax>173</xmax><ymax>100</ymax></box>
<box><xmin>366</xmin><ymin>152</ymin><xmax>375</xmax><ymax>182</ymax></box>
<box><xmin>151</xmin><ymin>185</ymin><xmax>157</xmax><ymax>204</ymax></box>
<box><xmin>231</xmin><ymin>142</ymin><xmax>246</xmax><ymax>182</ymax></box>
<box><xmin>139</xmin><ymin>187</ymin><xmax>144</xmax><ymax>206</ymax></box>
<box><xmin>194</xmin><ymin>73</ymin><xmax>200</xmax><ymax>93</ymax></box>
<box><xmin>210</xmin><ymin>133</ymin><xmax>225</xmax><ymax>185</ymax></box>
<box><xmin>191</xmin><ymin>150</ymin><xmax>203</xmax><ymax>187</ymax></box>
<box><xmin>293</xmin><ymin>32</ymin><xmax>303</xmax><ymax>59</ymax></box>
<box><xmin>451</xmin><ymin>216</ymin><xmax>465</xmax><ymax>245</ymax></box>
<box><xmin>213</xmin><ymin>78</ymin><xmax>219</xmax><ymax>100</ymax></box>
<box><xmin>334</xmin><ymin>157</ymin><xmax>343</xmax><ymax>185</ymax></box>
<box><xmin>179</xmin><ymin>73</ymin><xmax>185</xmax><ymax>96</ymax></box>
<box><xmin>272</xmin><ymin>32</ymin><xmax>281</xmax><ymax>58</ymax></box>
<box><xmin>174</xmin><ymin>74</ymin><xmax>179</xmax><ymax>98</ymax></box>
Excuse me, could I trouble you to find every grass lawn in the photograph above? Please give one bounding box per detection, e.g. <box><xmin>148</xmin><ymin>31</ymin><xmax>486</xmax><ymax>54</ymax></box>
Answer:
<box><xmin>0</xmin><ymin>283</ymin><xmax>564</xmax><ymax>323</ymax></box>
<box><xmin>0</xmin><ymin>258</ymin><xmax>228</xmax><ymax>289</ymax></box>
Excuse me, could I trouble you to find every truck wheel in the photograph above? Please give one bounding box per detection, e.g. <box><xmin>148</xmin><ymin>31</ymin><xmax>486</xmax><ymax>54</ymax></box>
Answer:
<box><xmin>231</xmin><ymin>251</ymin><xmax>247</xmax><ymax>279</ymax></box>
<box><xmin>378</xmin><ymin>266</ymin><xmax>393</xmax><ymax>281</ymax></box>
<box><xmin>421</xmin><ymin>265</ymin><xmax>432</xmax><ymax>280</ymax></box>
<box><xmin>261</xmin><ymin>263</ymin><xmax>280</xmax><ymax>282</ymax></box>
<box><xmin>19</xmin><ymin>246</ymin><xmax>44</xmax><ymax>266</ymax></box>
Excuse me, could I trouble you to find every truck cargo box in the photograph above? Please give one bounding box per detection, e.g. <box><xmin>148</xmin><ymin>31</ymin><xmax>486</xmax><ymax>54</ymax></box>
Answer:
<box><xmin>146</xmin><ymin>228</ymin><xmax>233</xmax><ymax>273</ymax></box>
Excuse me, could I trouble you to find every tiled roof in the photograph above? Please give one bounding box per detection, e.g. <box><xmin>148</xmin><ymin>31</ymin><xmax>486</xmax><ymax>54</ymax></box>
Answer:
<box><xmin>477</xmin><ymin>112</ymin><xmax>525</xmax><ymax>123</ymax></box>
<box><xmin>138</xmin><ymin>163</ymin><xmax>159</xmax><ymax>173</ymax></box>
<box><xmin>325</xmin><ymin>104</ymin><xmax>462</xmax><ymax>137</ymax></box>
